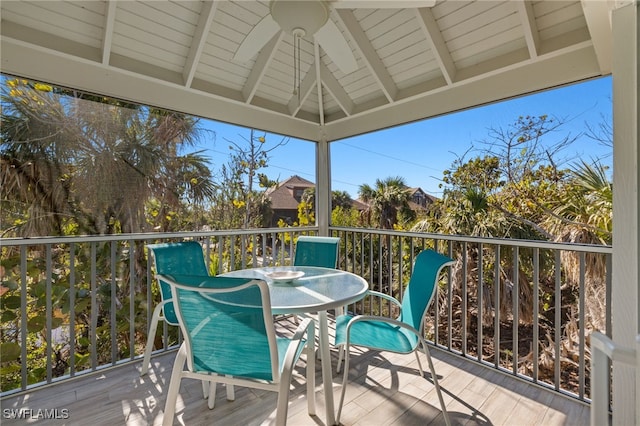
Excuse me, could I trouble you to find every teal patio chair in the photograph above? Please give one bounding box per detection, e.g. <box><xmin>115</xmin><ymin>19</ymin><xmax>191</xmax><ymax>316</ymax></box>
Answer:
<box><xmin>291</xmin><ymin>236</ymin><xmax>340</xmax><ymax>325</ymax></box>
<box><xmin>141</xmin><ymin>241</ymin><xmax>210</xmax><ymax>376</ymax></box>
<box><xmin>293</xmin><ymin>236</ymin><xmax>340</xmax><ymax>269</ymax></box>
<box><xmin>334</xmin><ymin>249</ymin><xmax>454</xmax><ymax>426</ymax></box>
<box><xmin>159</xmin><ymin>274</ymin><xmax>316</xmax><ymax>426</ymax></box>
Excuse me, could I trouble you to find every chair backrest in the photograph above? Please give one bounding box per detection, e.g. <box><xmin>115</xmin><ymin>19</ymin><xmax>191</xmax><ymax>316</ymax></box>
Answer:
<box><xmin>147</xmin><ymin>242</ymin><xmax>209</xmax><ymax>325</ymax></box>
<box><xmin>293</xmin><ymin>236</ymin><xmax>340</xmax><ymax>268</ymax></box>
<box><xmin>161</xmin><ymin>274</ymin><xmax>279</xmax><ymax>382</ymax></box>
<box><xmin>399</xmin><ymin>250</ymin><xmax>454</xmax><ymax>332</ymax></box>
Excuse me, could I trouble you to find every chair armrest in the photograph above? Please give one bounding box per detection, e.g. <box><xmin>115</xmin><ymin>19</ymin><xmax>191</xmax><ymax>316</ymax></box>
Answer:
<box><xmin>281</xmin><ymin>317</ymin><xmax>315</xmax><ymax>375</ymax></box>
<box><xmin>291</xmin><ymin>317</ymin><xmax>314</xmax><ymax>342</ymax></box>
<box><xmin>362</xmin><ymin>290</ymin><xmax>402</xmax><ymax>308</ymax></box>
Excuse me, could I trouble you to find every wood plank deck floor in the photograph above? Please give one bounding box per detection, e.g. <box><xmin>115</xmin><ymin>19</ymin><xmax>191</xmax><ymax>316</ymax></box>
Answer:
<box><xmin>1</xmin><ymin>317</ymin><xmax>589</xmax><ymax>426</ymax></box>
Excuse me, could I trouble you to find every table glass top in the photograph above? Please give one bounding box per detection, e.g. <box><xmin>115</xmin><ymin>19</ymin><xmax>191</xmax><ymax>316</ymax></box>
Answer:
<box><xmin>220</xmin><ymin>266</ymin><xmax>369</xmax><ymax>314</ymax></box>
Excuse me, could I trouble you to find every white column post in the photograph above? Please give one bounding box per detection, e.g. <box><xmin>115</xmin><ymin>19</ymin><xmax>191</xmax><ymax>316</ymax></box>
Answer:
<box><xmin>316</xmin><ymin>135</ymin><xmax>331</xmax><ymax>236</ymax></box>
<box><xmin>611</xmin><ymin>2</ymin><xmax>639</xmax><ymax>425</ymax></box>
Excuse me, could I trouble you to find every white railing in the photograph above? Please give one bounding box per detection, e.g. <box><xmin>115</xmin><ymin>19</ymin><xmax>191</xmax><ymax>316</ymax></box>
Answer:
<box><xmin>1</xmin><ymin>226</ymin><xmax>612</xmax><ymax>406</ymax></box>
<box><xmin>330</xmin><ymin>226</ymin><xmax>612</xmax><ymax>403</ymax></box>
<box><xmin>0</xmin><ymin>227</ymin><xmax>318</xmax><ymax>396</ymax></box>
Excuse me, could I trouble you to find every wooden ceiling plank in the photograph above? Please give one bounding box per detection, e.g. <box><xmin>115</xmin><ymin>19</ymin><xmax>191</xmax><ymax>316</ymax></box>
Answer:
<box><xmin>183</xmin><ymin>0</ymin><xmax>219</xmax><ymax>88</ymax></box>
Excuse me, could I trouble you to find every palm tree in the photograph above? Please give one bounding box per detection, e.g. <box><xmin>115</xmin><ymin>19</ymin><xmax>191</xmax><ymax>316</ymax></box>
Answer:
<box><xmin>358</xmin><ymin>176</ymin><xmax>411</xmax><ymax>229</ymax></box>
<box><xmin>545</xmin><ymin>160</ymin><xmax>612</xmax><ymax>332</ymax></box>
<box><xmin>1</xmin><ymin>78</ymin><xmax>215</xmax><ymax>236</ymax></box>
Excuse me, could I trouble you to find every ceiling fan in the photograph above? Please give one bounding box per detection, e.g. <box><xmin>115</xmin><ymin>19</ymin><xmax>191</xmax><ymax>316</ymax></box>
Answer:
<box><xmin>234</xmin><ymin>0</ymin><xmax>437</xmax><ymax>75</ymax></box>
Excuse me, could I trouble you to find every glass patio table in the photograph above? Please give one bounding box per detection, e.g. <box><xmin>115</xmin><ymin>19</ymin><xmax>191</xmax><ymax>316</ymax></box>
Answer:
<box><xmin>220</xmin><ymin>265</ymin><xmax>369</xmax><ymax>425</ymax></box>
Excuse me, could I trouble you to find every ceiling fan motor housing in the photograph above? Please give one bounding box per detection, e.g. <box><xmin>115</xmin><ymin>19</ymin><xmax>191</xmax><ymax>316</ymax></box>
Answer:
<box><xmin>270</xmin><ymin>0</ymin><xmax>330</xmax><ymax>37</ymax></box>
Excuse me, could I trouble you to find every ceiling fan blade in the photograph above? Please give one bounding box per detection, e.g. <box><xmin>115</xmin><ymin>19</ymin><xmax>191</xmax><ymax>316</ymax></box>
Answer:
<box><xmin>331</xmin><ymin>1</ymin><xmax>436</xmax><ymax>8</ymax></box>
<box><xmin>315</xmin><ymin>20</ymin><xmax>358</xmax><ymax>74</ymax></box>
<box><xmin>234</xmin><ymin>14</ymin><xmax>280</xmax><ymax>62</ymax></box>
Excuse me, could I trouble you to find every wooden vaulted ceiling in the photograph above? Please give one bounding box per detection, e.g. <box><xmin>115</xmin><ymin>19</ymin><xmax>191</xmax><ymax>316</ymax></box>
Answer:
<box><xmin>0</xmin><ymin>1</ymin><xmax>615</xmax><ymax>142</ymax></box>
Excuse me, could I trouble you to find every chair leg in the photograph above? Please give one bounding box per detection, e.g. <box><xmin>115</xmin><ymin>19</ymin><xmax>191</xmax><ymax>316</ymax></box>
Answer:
<box><xmin>336</xmin><ymin>343</ymin><xmax>351</xmax><ymax>425</ymax></box>
<box><xmin>207</xmin><ymin>381</ymin><xmax>217</xmax><ymax>409</ymax></box>
<box><xmin>334</xmin><ymin>308</ymin><xmax>346</xmax><ymax>372</ymax></box>
<box><xmin>162</xmin><ymin>344</ymin><xmax>188</xmax><ymax>426</ymax></box>
<box><xmin>226</xmin><ymin>381</ymin><xmax>235</xmax><ymax>401</ymax></box>
<box><xmin>306</xmin><ymin>321</ymin><xmax>316</xmax><ymax>416</ymax></box>
<box><xmin>275</xmin><ymin>371</ymin><xmax>294</xmax><ymax>426</ymax></box>
<box><xmin>141</xmin><ymin>303</ymin><xmax>164</xmax><ymax>376</ymax></box>
<box><xmin>414</xmin><ymin>350</ymin><xmax>424</xmax><ymax>376</ymax></box>
<box><xmin>421</xmin><ymin>343</ymin><xmax>451</xmax><ymax>426</ymax></box>
<box><xmin>336</xmin><ymin>344</ymin><xmax>345</xmax><ymax>373</ymax></box>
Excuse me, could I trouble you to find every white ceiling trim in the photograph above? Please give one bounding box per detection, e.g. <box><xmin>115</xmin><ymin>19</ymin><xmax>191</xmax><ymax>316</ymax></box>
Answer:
<box><xmin>0</xmin><ymin>37</ymin><xmax>321</xmax><ymax>141</ymax></box>
<box><xmin>0</xmin><ymin>0</ymin><xmax>613</xmax><ymax>143</ymax></box>
<box><xmin>324</xmin><ymin>43</ymin><xmax>602</xmax><ymax>141</ymax></box>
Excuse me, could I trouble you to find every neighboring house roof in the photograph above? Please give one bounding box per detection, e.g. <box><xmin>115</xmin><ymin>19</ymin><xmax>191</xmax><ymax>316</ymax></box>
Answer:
<box><xmin>350</xmin><ymin>198</ymin><xmax>369</xmax><ymax>211</ymax></box>
<box><xmin>408</xmin><ymin>187</ymin><xmax>438</xmax><ymax>210</ymax></box>
<box><xmin>266</xmin><ymin>175</ymin><xmax>315</xmax><ymax>210</ymax></box>
<box><xmin>265</xmin><ymin>177</ymin><xmax>437</xmax><ymax>213</ymax></box>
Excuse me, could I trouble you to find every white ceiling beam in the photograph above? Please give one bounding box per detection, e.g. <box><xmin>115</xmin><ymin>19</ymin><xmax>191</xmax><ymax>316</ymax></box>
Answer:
<box><xmin>102</xmin><ymin>0</ymin><xmax>117</xmax><ymax>65</ymax></box>
<box><xmin>183</xmin><ymin>1</ymin><xmax>219</xmax><ymax>88</ymax></box>
<box><xmin>314</xmin><ymin>42</ymin><xmax>326</xmax><ymax>126</ymax></box>
<box><xmin>335</xmin><ymin>9</ymin><xmax>397</xmax><ymax>102</ymax></box>
<box><xmin>287</xmin><ymin>64</ymin><xmax>317</xmax><ymax>117</ymax></box>
<box><xmin>324</xmin><ymin>44</ymin><xmax>601</xmax><ymax>140</ymax></box>
<box><xmin>242</xmin><ymin>31</ymin><xmax>284</xmax><ymax>103</ymax></box>
<box><xmin>320</xmin><ymin>61</ymin><xmax>354</xmax><ymax>116</ymax></box>
<box><xmin>1</xmin><ymin>37</ymin><xmax>320</xmax><ymax>141</ymax></box>
<box><xmin>415</xmin><ymin>7</ymin><xmax>456</xmax><ymax>85</ymax></box>
<box><xmin>2</xmin><ymin>21</ymin><xmax>100</xmax><ymax>61</ymax></box>
<box><xmin>516</xmin><ymin>0</ymin><xmax>540</xmax><ymax>59</ymax></box>
<box><xmin>580</xmin><ymin>0</ymin><xmax>613</xmax><ymax>74</ymax></box>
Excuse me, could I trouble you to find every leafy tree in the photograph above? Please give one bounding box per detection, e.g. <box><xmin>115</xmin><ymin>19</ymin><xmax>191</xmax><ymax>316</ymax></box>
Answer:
<box><xmin>0</xmin><ymin>77</ymin><xmax>217</xmax><ymax>390</ymax></box>
<box><xmin>417</xmin><ymin>114</ymin><xmax>612</xmax><ymax>389</ymax></box>
<box><xmin>1</xmin><ymin>78</ymin><xmax>215</xmax><ymax>237</ymax></box>
<box><xmin>358</xmin><ymin>176</ymin><xmax>413</xmax><ymax>229</ymax></box>
<box><xmin>297</xmin><ymin>187</ymin><xmax>355</xmax><ymax>226</ymax></box>
<box><xmin>219</xmin><ymin>129</ymin><xmax>286</xmax><ymax>229</ymax></box>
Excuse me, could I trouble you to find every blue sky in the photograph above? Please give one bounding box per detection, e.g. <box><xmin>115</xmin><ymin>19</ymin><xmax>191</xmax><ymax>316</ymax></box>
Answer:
<box><xmin>197</xmin><ymin>75</ymin><xmax>612</xmax><ymax>198</ymax></box>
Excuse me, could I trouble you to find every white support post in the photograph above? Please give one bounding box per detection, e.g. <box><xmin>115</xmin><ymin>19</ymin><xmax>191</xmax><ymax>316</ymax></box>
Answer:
<box><xmin>611</xmin><ymin>2</ymin><xmax>639</xmax><ymax>425</ymax></box>
<box><xmin>315</xmin><ymin>135</ymin><xmax>331</xmax><ymax>236</ymax></box>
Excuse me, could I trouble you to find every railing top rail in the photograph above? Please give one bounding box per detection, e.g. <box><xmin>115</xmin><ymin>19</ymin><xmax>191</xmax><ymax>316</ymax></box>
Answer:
<box><xmin>329</xmin><ymin>226</ymin><xmax>613</xmax><ymax>254</ymax></box>
<box><xmin>0</xmin><ymin>226</ymin><xmax>612</xmax><ymax>254</ymax></box>
<box><xmin>0</xmin><ymin>227</ymin><xmax>320</xmax><ymax>246</ymax></box>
